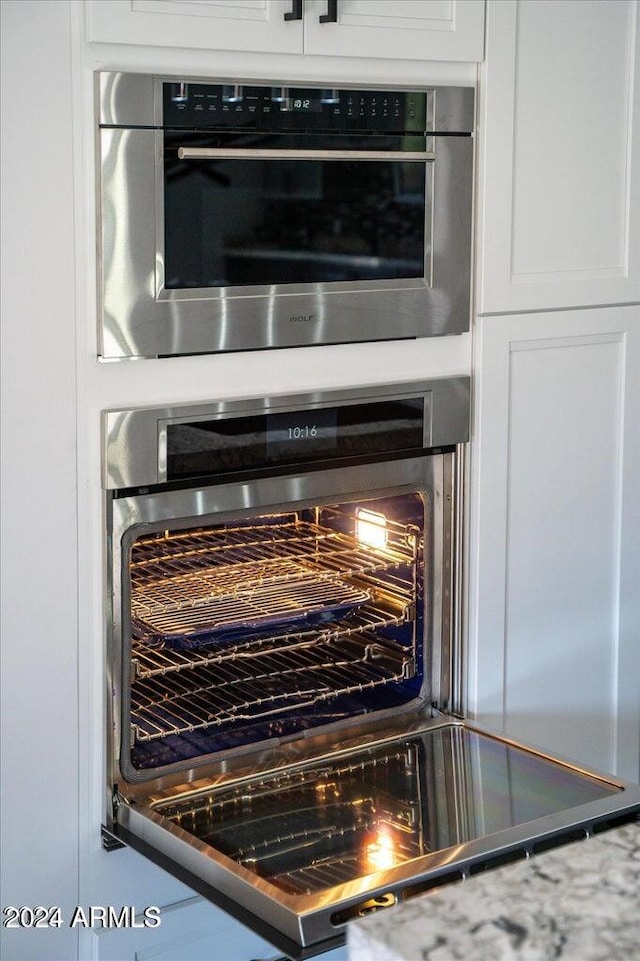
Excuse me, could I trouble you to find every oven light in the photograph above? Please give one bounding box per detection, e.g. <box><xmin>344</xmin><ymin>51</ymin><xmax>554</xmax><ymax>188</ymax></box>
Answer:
<box><xmin>365</xmin><ymin>827</ymin><xmax>397</xmax><ymax>871</ymax></box>
<box><xmin>356</xmin><ymin>509</ymin><xmax>387</xmax><ymax>549</ymax></box>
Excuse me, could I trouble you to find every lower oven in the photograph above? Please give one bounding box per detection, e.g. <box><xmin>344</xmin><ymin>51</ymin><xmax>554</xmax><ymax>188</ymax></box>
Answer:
<box><xmin>103</xmin><ymin>379</ymin><xmax>640</xmax><ymax>959</ymax></box>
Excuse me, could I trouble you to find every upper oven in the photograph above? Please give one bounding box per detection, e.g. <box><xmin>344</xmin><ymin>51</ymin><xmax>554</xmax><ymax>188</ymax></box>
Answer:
<box><xmin>96</xmin><ymin>73</ymin><xmax>474</xmax><ymax>358</ymax></box>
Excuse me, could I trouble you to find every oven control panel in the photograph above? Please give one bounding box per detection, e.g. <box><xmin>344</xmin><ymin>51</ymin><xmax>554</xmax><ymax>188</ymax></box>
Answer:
<box><xmin>162</xmin><ymin>82</ymin><xmax>428</xmax><ymax>132</ymax></box>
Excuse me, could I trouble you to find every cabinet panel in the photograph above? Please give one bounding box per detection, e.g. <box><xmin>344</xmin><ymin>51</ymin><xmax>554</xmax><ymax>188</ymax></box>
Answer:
<box><xmin>478</xmin><ymin>0</ymin><xmax>640</xmax><ymax>313</ymax></box>
<box><xmin>85</xmin><ymin>0</ymin><xmax>303</xmax><ymax>53</ymax></box>
<box><xmin>304</xmin><ymin>0</ymin><xmax>485</xmax><ymax>61</ymax></box>
<box><xmin>85</xmin><ymin>0</ymin><xmax>484</xmax><ymax>61</ymax></box>
<box><xmin>89</xmin><ymin>895</ymin><xmax>349</xmax><ymax>959</ymax></box>
<box><xmin>467</xmin><ymin>307</ymin><xmax>640</xmax><ymax>782</ymax></box>
<box><xmin>89</xmin><ymin>897</ymin><xmax>277</xmax><ymax>961</ymax></box>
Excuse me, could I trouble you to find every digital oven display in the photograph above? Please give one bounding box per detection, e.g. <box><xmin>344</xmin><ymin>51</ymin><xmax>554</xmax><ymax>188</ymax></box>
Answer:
<box><xmin>266</xmin><ymin>409</ymin><xmax>338</xmax><ymax>458</ymax></box>
<box><xmin>286</xmin><ymin>97</ymin><xmax>323</xmax><ymax>112</ymax></box>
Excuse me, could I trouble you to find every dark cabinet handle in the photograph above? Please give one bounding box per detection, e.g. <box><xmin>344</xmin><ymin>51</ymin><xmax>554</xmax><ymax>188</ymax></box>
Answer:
<box><xmin>284</xmin><ymin>0</ymin><xmax>303</xmax><ymax>20</ymax></box>
<box><xmin>319</xmin><ymin>0</ymin><xmax>338</xmax><ymax>23</ymax></box>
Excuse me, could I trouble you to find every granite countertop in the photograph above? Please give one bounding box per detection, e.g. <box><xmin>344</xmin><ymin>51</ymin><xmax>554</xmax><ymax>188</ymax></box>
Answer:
<box><xmin>348</xmin><ymin>820</ymin><xmax>640</xmax><ymax>961</ymax></box>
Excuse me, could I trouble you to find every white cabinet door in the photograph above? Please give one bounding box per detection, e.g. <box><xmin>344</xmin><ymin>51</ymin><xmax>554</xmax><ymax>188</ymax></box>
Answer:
<box><xmin>85</xmin><ymin>0</ymin><xmax>304</xmax><ymax>53</ymax></box>
<box><xmin>303</xmin><ymin>0</ymin><xmax>485</xmax><ymax>61</ymax></box>
<box><xmin>85</xmin><ymin>0</ymin><xmax>484</xmax><ymax>60</ymax></box>
<box><xmin>88</xmin><ymin>895</ymin><xmax>349</xmax><ymax>960</ymax></box>
<box><xmin>467</xmin><ymin>306</ymin><xmax>640</xmax><ymax>783</ymax></box>
<box><xmin>88</xmin><ymin>897</ymin><xmax>279</xmax><ymax>961</ymax></box>
<box><xmin>477</xmin><ymin>0</ymin><xmax>640</xmax><ymax>313</ymax></box>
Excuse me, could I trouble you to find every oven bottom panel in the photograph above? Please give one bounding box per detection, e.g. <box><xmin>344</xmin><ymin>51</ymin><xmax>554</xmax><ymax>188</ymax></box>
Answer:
<box><xmin>116</xmin><ymin>717</ymin><xmax>640</xmax><ymax>952</ymax></box>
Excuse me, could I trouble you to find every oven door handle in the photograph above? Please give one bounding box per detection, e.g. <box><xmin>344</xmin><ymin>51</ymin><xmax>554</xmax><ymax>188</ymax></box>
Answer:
<box><xmin>177</xmin><ymin>146</ymin><xmax>434</xmax><ymax>162</ymax></box>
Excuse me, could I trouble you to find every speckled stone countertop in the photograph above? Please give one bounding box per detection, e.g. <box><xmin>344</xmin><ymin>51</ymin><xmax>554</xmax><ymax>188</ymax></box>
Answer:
<box><xmin>348</xmin><ymin>820</ymin><xmax>640</xmax><ymax>961</ymax></box>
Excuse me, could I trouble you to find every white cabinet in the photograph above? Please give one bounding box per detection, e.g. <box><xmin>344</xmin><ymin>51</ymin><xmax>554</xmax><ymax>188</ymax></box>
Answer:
<box><xmin>470</xmin><ymin>0</ymin><xmax>640</xmax><ymax>784</ymax></box>
<box><xmin>86</xmin><ymin>894</ymin><xmax>347</xmax><ymax>960</ymax></box>
<box><xmin>85</xmin><ymin>0</ymin><xmax>485</xmax><ymax>61</ymax></box>
<box><xmin>85</xmin><ymin>0</ymin><xmax>304</xmax><ymax>54</ymax></box>
<box><xmin>467</xmin><ymin>306</ymin><xmax>640</xmax><ymax>782</ymax></box>
<box><xmin>87</xmin><ymin>897</ymin><xmax>279</xmax><ymax>961</ymax></box>
<box><xmin>303</xmin><ymin>0</ymin><xmax>485</xmax><ymax>61</ymax></box>
<box><xmin>477</xmin><ymin>0</ymin><xmax>640</xmax><ymax>314</ymax></box>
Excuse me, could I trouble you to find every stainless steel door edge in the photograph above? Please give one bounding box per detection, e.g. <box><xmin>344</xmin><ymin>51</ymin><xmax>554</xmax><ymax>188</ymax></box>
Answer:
<box><xmin>114</xmin><ymin>713</ymin><xmax>640</xmax><ymax>949</ymax></box>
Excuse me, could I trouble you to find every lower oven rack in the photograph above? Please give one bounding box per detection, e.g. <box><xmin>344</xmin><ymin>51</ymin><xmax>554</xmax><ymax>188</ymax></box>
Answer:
<box><xmin>132</xmin><ymin>602</ymin><xmax>409</xmax><ymax>680</ymax></box>
<box><xmin>131</xmin><ymin>631</ymin><xmax>416</xmax><ymax>743</ymax></box>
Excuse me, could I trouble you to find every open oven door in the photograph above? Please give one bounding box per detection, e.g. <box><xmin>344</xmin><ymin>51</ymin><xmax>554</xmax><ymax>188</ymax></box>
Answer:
<box><xmin>110</xmin><ymin>712</ymin><xmax>640</xmax><ymax>959</ymax></box>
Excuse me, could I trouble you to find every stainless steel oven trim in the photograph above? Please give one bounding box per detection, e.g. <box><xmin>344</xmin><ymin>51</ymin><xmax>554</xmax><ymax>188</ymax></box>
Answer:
<box><xmin>108</xmin><ymin>454</ymin><xmax>449</xmax><ymax>787</ymax></box>
<box><xmin>100</xmin><ymin>133</ymin><xmax>470</xmax><ymax>355</ymax></box>
<box><xmin>153</xmin><ymin>390</ymin><xmax>433</xmax><ymax>485</ymax></box>
<box><xmin>103</xmin><ymin>376</ymin><xmax>469</xmax><ymax>491</ymax></box>
<box><xmin>97</xmin><ymin>73</ymin><xmax>473</xmax><ymax>358</ymax></box>
<box><xmin>99</xmin><ymin>74</ymin><xmax>473</xmax><ymax>134</ymax></box>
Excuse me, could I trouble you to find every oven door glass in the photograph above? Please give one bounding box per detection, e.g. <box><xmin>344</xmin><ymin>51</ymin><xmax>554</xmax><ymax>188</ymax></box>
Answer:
<box><xmin>162</xmin><ymin>133</ymin><xmax>430</xmax><ymax>293</ymax></box>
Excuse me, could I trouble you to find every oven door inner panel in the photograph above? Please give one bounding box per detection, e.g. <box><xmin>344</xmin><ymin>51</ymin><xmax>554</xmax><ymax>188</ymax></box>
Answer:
<box><xmin>151</xmin><ymin>723</ymin><xmax>625</xmax><ymax>897</ymax></box>
<box><xmin>118</xmin><ymin>715</ymin><xmax>638</xmax><ymax>953</ymax></box>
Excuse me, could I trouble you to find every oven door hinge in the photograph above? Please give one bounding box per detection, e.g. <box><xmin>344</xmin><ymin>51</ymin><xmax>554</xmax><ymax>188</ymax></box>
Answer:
<box><xmin>101</xmin><ymin>786</ymin><xmax>129</xmax><ymax>851</ymax></box>
<box><xmin>101</xmin><ymin>825</ymin><xmax>126</xmax><ymax>852</ymax></box>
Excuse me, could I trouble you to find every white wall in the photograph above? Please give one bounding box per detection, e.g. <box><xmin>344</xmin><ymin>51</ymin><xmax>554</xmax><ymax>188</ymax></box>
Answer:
<box><xmin>0</xmin><ymin>3</ymin><xmax>80</xmax><ymax>959</ymax></box>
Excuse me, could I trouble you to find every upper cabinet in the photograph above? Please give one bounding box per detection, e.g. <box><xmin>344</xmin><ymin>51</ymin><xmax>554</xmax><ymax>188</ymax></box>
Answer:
<box><xmin>84</xmin><ymin>0</ymin><xmax>485</xmax><ymax>61</ymax></box>
<box><xmin>477</xmin><ymin>0</ymin><xmax>640</xmax><ymax>314</ymax></box>
<box><xmin>303</xmin><ymin>0</ymin><xmax>485</xmax><ymax>60</ymax></box>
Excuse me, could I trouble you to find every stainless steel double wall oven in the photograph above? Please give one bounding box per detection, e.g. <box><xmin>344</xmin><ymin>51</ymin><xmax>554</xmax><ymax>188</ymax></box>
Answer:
<box><xmin>97</xmin><ymin>73</ymin><xmax>474</xmax><ymax>358</ymax></box>
<box><xmin>102</xmin><ymin>380</ymin><xmax>640</xmax><ymax>958</ymax></box>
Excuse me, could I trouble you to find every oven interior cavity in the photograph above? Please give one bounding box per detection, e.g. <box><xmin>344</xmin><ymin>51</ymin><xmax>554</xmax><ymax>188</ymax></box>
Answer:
<box><xmin>127</xmin><ymin>492</ymin><xmax>426</xmax><ymax>771</ymax></box>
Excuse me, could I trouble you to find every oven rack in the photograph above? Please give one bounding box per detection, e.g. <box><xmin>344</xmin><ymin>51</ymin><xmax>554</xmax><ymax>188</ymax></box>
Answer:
<box><xmin>131</xmin><ymin>633</ymin><xmax>415</xmax><ymax>743</ymax></box>
<box><xmin>130</xmin><ymin>515</ymin><xmax>419</xmax><ymax>643</ymax></box>
<box><xmin>132</xmin><ymin>601</ymin><xmax>410</xmax><ymax>680</ymax></box>
<box><xmin>274</xmin><ymin>854</ymin><xmax>378</xmax><ymax>896</ymax></box>
<box><xmin>132</xmin><ymin>567</ymin><xmax>371</xmax><ymax>643</ymax></box>
<box><xmin>130</xmin><ymin>514</ymin><xmax>417</xmax><ymax>584</ymax></box>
